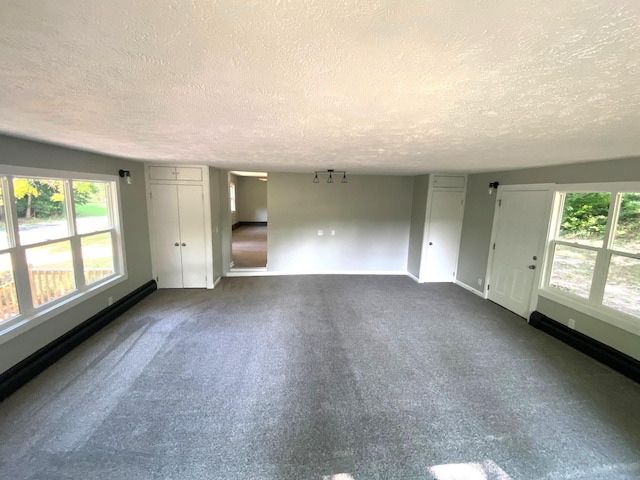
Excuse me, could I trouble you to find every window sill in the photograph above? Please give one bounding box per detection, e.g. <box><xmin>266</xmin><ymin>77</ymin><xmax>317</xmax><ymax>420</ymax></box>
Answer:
<box><xmin>0</xmin><ymin>273</ymin><xmax>128</xmax><ymax>346</ymax></box>
<box><xmin>538</xmin><ymin>289</ymin><xmax>640</xmax><ymax>337</ymax></box>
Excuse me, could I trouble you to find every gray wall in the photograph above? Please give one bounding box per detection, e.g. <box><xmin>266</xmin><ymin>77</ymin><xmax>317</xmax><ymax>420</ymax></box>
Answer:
<box><xmin>219</xmin><ymin>171</ymin><xmax>233</xmax><ymax>273</ymax></box>
<box><xmin>267</xmin><ymin>173</ymin><xmax>413</xmax><ymax>272</ymax></box>
<box><xmin>229</xmin><ymin>173</ymin><xmax>239</xmax><ymax>226</ymax></box>
<box><xmin>407</xmin><ymin>175</ymin><xmax>429</xmax><ymax>278</ymax></box>
<box><xmin>0</xmin><ymin>134</ymin><xmax>152</xmax><ymax>375</ymax></box>
<box><xmin>237</xmin><ymin>176</ymin><xmax>267</xmax><ymax>222</ymax></box>
<box><xmin>457</xmin><ymin>156</ymin><xmax>640</xmax><ymax>360</ymax></box>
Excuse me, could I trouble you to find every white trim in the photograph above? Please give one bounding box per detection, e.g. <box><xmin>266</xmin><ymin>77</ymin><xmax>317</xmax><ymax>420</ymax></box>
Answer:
<box><xmin>454</xmin><ymin>279</ymin><xmax>485</xmax><ymax>297</ymax></box>
<box><xmin>225</xmin><ymin>270</ymin><xmax>408</xmax><ymax>277</ymax></box>
<box><xmin>213</xmin><ymin>276</ymin><xmax>222</xmax><ymax>288</ymax></box>
<box><xmin>406</xmin><ymin>272</ymin><xmax>420</xmax><ymax>283</ymax></box>
<box><xmin>485</xmin><ymin>183</ymin><xmax>555</xmax><ymax>316</ymax></box>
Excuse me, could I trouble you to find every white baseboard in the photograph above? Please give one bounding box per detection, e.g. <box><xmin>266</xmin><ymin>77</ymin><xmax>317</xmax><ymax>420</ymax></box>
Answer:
<box><xmin>454</xmin><ymin>279</ymin><xmax>485</xmax><ymax>298</ymax></box>
<box><xmin>406</xmin><ymin>272</ymin><xmax>420</xmax><ymax>283</ymax></box>
<box><xmin>212</xmin><ymin>277</ymin><xmax>222</xmax><ymax>288</ymax></box>
<box><xmin>225</xmin><ymin>270</ymin><xmax>408</xmax><ymax>278</ymax></box>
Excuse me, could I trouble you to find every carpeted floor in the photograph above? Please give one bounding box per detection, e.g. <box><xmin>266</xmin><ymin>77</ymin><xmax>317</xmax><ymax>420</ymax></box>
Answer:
<box><xmin>232</xmin><ymin>225</ymin><xmax>267</xmax><ymax>268</ymax></box>
<box><xmin>1</xmin><ymin>276</ymin><xmax>639</xmax><ymax>479</ymax></box>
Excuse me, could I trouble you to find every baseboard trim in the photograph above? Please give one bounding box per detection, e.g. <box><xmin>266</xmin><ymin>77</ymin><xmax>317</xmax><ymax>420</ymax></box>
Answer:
<box><xmin>406</xmin><ymin>272</ymin><xmax>420</xmax><ymax>283</ymax></box>
<box><xmin>231</xmin><ymin>222</ymin><xmax>240</xmax><ymax>230</ymax></box>
<box><xmin>213</xmin><ymin>276</ymin><xmax>222</xmax><ymax>288</ymax></box>
<box><xmin>454</xmin><ymin>279</ymin><xmax>485</xmax><ymax>298</ymax></box>
<box><xmin>225</xmin><ymin>270</ymin><xmax>408</xmax><ymax>277</ymax></box>
<box><xmin>529</xmin><ymin>311</ymin><xmax>640</xmax><ymax>384</ymax></box>
<box><xmin>0</xmin><ymin>280</ymin><xmax>158</xmax><ymax>402</ymax></box>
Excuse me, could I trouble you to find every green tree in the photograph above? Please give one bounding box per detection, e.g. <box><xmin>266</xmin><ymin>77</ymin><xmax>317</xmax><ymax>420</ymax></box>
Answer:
<box><xmin>13</xmin><ymin>179</ymin><xmax>64</xmax><ymax>219</ymax></box>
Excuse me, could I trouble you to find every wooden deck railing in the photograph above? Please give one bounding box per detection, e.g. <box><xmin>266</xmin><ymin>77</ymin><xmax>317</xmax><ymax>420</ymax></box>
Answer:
<box><xmin>0</xmin><ymin>267</ymin><xmax>113</xmax><ymax>320</ymax></box>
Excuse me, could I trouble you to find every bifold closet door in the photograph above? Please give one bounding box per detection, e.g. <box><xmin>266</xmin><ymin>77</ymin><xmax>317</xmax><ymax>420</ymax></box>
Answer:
<box><xmin>177</xmin><ymin>184</ymin><xmax>207</xmax><ymax>288</ymax></box>
<box><xmin>151</xmin><ymin>183</ymin><xmax>184</xmax><ymax>288</ymax></box>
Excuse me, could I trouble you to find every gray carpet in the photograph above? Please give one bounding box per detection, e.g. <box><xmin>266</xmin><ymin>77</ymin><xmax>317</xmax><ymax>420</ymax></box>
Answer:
<box><xmin>1</xmin><ymin>276</ymin><xmax>639</xmax><ymax>479</ymax></box>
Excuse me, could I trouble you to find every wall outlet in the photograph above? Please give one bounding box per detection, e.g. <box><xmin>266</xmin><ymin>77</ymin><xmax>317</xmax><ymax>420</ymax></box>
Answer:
<box><xmin>318</xmin><ymin>230</ymin><xmax>324</xmax><ymax>236</ymax></box>
<box><xmin>568</xmin><ymin>318</ymin><xmax>576</xmax><ymax>329</ymax></box>
<box><xmin>331</xmin><ymin>230</ymin><xmax>336</xmax><ymax>236</ymax></box>
<box><xmin>477</xmin><ymin>278</ymin><xmax>483</xmax><ymax>286</ymax></box>
<box><xmin>108</xmin><ymin>296</ymin><xmax>114</xmax><ymax>306</ymax></box>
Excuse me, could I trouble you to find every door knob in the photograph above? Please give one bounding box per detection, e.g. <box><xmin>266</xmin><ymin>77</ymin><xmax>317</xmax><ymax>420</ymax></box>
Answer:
<box><xmin>182</xmin><ymin>243</ymin><xmax>186</xmax><ymax>246</ymax></box>
<box><xmin>174</xmin><ymin>242</ymin><xmax>179</xmax><ymax>246</ymax></box>
<box><xmin>429</xmin><ymin>242</ymin><xmax>433</xmax><ymax>245</ymax></box>
<box><xmin>528</xmin><ymin>265</ymin><xmax>536</xmax><ymax>270</ymax></box>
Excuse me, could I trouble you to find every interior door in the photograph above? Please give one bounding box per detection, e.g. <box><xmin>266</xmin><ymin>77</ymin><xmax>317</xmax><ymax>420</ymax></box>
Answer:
<box><xmin>488</xmin><ymin>188</ymin><xmax>550</xmax><ymax>317</ymax></box>
<box><xmin>151</xmin><ymin>184</ymin><xmax>183</xmax><ymax>288</ymax></box>
<box><xmin>177</xmin><ymin>185</ymin><xmax>207</xmax><ymax>288</ymax></box>
<box><xmin>423</xmin><ymin>190</ymin><xmax>465</xmax><ymax>282</ymax></box>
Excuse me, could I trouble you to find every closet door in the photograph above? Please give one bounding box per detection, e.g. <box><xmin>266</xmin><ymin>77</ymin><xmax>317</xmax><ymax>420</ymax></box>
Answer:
<box><xmin>177</xmin><ymin>185</ymin><xmax>207</xmax><ymax>287</ymax></box>
<box><xmin>151</xmin><ymin>184</ymin><xmax>184</xmax><ymax>288</ymax></box>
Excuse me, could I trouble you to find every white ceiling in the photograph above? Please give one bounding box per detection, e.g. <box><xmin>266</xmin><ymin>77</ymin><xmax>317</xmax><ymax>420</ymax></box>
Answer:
<box><xmin>1</xmin><ymin>1</ymin><xmax>639</xmax><ymax>175</ymax></box>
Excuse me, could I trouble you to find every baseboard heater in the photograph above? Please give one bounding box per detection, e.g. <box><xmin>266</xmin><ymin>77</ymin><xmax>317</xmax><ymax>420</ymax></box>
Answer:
<box><xmin>0</xmin><ymin>280</ymin><xmax>157</xmax><ymax>402</ymax></box>
<box><xmin>529</xmin><ymin>311</ymin><xmax>640</xmax><ymax>384</ymax></box>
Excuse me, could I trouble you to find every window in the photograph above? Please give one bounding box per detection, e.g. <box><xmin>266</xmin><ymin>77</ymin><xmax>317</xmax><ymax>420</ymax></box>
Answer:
<box><xmin>230</xmin><ymin>183</ymin><xmax>236</xmax><ymax>212</ymax></box>
<box><xmin>0</xmin><ymin>169</ymin><xmax>125</xmax><ymax>336</ymax></box>
<box><xmin>543</xmin><ymin>186</ymin><xmax>640</xmax><ymax>329</ymax></box>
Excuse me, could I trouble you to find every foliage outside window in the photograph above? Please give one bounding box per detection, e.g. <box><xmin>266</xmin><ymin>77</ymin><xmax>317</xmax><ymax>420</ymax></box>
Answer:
<box><xmin>0</xmin><ymin>171</ymin><xmax>123</xmax><ymax>333</ymax></box>
<box><xmin>544</xmin><ymin>189</ymin><xmax>640</xmax><ymax>324</ymax></box>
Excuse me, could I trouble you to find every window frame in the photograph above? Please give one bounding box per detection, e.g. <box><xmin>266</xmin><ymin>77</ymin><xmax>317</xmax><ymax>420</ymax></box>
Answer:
<box><xmin>539</xmin><ymin>182</ymin><xmax>640</xmax><ymax>336</ymax></box>
<box><xmin>229</xmin><ymin>182</ymin><xmax>236</xmax><ymax>213</ymax></box>
<box><xmin>0</xmin><ymin>166</ymin><xmax>127</xmax><ymax>345</ymax></box>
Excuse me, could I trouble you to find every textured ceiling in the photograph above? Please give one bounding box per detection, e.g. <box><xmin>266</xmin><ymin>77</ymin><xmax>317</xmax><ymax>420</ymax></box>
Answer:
<box><xmin>1</xmin><ymin>1</ymin><xmax>639</xmax><ymax>174</ymax></box>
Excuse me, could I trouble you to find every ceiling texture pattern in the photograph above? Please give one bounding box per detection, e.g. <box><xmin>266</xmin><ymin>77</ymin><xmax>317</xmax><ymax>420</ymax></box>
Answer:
<box><xmin>1</xmin><ymin>0</ymin><xmax>639</xmax><ymax>174</ymax></box>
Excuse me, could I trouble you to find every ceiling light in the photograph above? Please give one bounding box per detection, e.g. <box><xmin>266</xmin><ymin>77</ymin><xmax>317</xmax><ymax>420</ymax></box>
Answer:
<box><xmin>313</xmin><ymin>169</ymin><xmax>348</xmax><ymax>184</ymax></box>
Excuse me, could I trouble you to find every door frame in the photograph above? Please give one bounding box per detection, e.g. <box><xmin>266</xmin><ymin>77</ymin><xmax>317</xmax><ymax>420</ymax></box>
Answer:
<box><xmin>484</xmin><ymin>183</ymin><xmax>555</xmax><ymax>318</ymax></box>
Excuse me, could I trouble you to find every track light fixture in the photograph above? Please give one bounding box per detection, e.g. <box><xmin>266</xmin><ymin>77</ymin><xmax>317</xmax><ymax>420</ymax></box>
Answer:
<box><xmin>488</xmin><ymin>181</ymin><xmax>499</xmax><ymax>194</ymax></box>
<box><xmin>313</xmin><ymin>169</ymin><xmax>348</xmax><ymax>184</ymax></box>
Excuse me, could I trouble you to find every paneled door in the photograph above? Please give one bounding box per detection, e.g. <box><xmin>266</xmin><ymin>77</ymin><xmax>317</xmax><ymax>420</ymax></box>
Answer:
<box><xmin>488</xmin><ymin>187</ymin><xmax>550</xmax><ymax>318</ymax></box>
<box><xmin>422</xmin><ymin>190</ymin><xmax>465</xmax><ymax>282</ymax></box>
<box><xmin>151</xmin><ymin>183</ymin><xmax>207</xmax><ymax>288</ymax></box>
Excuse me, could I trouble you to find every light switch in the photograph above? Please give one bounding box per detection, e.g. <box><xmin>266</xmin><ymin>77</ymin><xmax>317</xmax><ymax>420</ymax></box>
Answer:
<box><xmin>318</xmin><ymin>230</ymin><xmax>324</xmax><ymax>236</ymax></box>
<box><xmin>331</xmin><ymin>230</ymin><xmax>336</xmax><ymax>236</ymax></box>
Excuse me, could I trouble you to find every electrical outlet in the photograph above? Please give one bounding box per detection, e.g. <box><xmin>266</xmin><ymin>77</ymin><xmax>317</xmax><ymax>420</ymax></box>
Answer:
<box><xmin>108</xmin><ymin>296</ymin><xmax>114</xmax><ymax>306</ymax></box>
<box><xmin>477</xmin><ymin>278</ymin><xmax>483</xmax><ymax>286</ymax></box>
<box><xmin>318</xmin><ymin>230</ymin><xmax>324</xmax><ymax>236</ymax></box>
<box><xmin>568</xmin><ymin>318</ymin><xmax>576</xmax><ymax>329</ymax></box>
<box><xmin>331</xmin><ymin>230</ymin><xmax>336</xmax><ymax>236</ymax></box>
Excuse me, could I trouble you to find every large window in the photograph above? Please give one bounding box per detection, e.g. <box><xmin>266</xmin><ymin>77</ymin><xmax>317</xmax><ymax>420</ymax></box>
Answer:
<box><xmin>0</xmin><ymin>169</ymin><xmax>124</xmax><ymax>336</ymax></box>
<box><xmin>543</xmin><ymin>186</ymin><xmax>640</xmax><ymax>329</ymax></box>
<box><xmin>229</xmin><ymin>183</ymin><xmax>236</xmax><ymax>212</ymax></box>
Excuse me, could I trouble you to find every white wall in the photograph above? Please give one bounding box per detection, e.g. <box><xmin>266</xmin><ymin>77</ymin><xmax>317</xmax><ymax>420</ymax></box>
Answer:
<box><xmin>267</xmin><ymin>173</ymin><xmax>413</xmax><ymax>272</ymax></box>
<box><xmin>237</xmin><ymin>176</ymin><xmax>267</xmax><ymax>222</ymax></box>
<box><xmin>0</xmin><ymin>134</ymin><xmax>153</xmax><ymax>375</ymax></box>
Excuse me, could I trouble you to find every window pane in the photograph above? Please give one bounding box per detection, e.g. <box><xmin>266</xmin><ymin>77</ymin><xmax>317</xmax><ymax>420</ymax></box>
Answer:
<box><xmin>0</xmin><ymin>182</ymin><xmax>9</xmax><ymax>250</ymax></box>
<box><xmin>74</xmin><ymin>181</ymin><xmax>110</xmax><ymax>234</ymax></box>
<box><xmin>0</xmin><ymin>253</ymin><xmax>19</xmax><ymax>321</ymax></box>
<box><xmin>82</xmin><ymin>232</ymin><xmax>115</xmax><ymax>284</ymax></box>
<box><xmin>14</xmin><ymin>178</ymin><xmax>68</xmax><ymax>245</ymax></box>
<box><xmin>558</xmin><ymin>193</ymin><xmax>611</xmax><ymax>247</ymax></box>
<box><xmin>549</xmin><ymin>244</ymin><xmax>597</xmax><ymax>299</ymax></box>
<box><xmin>26</xmin><ymin>240</ymin><xmax>76</xmax><ymax>307</ymax></box>
<box><xmin>612</xmin><ymin>193</ymin><xmax>640</xmax><ymax>254</ymax></box>
<box><xmin>603</xmin><ymin>255</ymin><xmax>640</xmax><ymax>318</ymax></box>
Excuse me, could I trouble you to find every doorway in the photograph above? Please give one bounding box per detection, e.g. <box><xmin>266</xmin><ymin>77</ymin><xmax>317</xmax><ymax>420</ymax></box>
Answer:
<box><xmin>486</xmin><ymin>185</ymin><xmax>553</xmax><ymax>318</ymax></box>
<box><xmin>229</xmin><ymin>171</ymin><xmax>268</xmax><ymax>270</ymax></box>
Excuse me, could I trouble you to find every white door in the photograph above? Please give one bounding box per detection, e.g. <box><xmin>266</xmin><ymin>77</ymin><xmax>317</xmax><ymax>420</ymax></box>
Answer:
<box><xmin>151</xmin><ymin>184</ymin><xmax>183</xmax><ymax>288</ymax></box>
<box><xmin>177</xmin><ymin>185</ymin><xmax>207</xmax><ymax>288</ymax></box>
<box><xmin>488</xmin><ymin>188</ymin><xmax>550</xmax><ymax>317</ymax></box>
<box><xmin>422</xmin><ymin>190</ymin><xmax>465</xmax><ymax>282</ymax></box>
